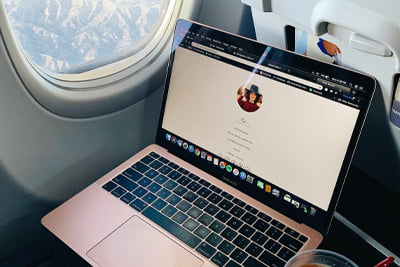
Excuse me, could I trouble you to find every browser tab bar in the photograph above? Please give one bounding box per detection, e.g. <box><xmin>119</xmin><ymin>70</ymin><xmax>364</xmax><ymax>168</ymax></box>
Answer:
<box><xmin>191</xmin><ymin>42</ymin><xmax>323</xmax><ymax>91</ymax></box>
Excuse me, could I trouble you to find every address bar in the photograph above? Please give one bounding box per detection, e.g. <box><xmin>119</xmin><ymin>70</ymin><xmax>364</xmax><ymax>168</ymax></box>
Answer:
<box><xmin>192</xmin><ymin>42</ymin><xmax>323</xmax><ymax>90</ymax></box>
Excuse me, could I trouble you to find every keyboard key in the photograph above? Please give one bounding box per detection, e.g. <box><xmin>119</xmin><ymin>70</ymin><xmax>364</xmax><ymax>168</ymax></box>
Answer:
<box><xmin>198</xmin><ymin>179</ymin><xmax>211</xmax><ymax>187</ymax></box>
<box><xmin>259</xmin><ymin>250</ymin><xmax>285</xmax><ymax>267</ymax></box>
<box><xmin>165</xmin><ymin>194</ymin><xmax>181</xmax><ymax>205</ymax></box>
<box><xmin>221</xmin><ymin>191</ymin><xmax>234</xmax><ymax>200</ymax></box>
<box><xmin>177</xmin><ymin>176</ymin><xmax>191</xmax><ymax>186</ymax></box>
<box><xmin>187</xmin><ymin>206</ymin><xmax>202</xmax><ymax>219</ymax></box>
<box><xmin>158</xmin><ymin>156</ymin><xmax>169</xmax><ymax>164</ymax></box>
<box><xmin>279</xmin><ymin>234</ymin><xmax>303</xmax><ymax>252</ymax></box>
<box><xmin>183</xmin><ymin>191</ymin><xmax>198</xmax><ymax>202</ymax></box>
<box><xmin>149</xmin><ymin>160</ymin><xmax>163</xmax><ymax>170</ymax></box>
<box><xmin>178</xmin><ymin>167</ymin><xmax>190</xmax><ymax>175</ymax></box>
<box><xmin>258</xmin><ymin>212</ymin><xmax>272</xmax><ymax>222</ymax></box>
<box><xmin>164</xmin><ymin>180</ymin><xmax>178</xmax><ymax>190</ymax></box>
<box><xmin>168</xmin><ymin>170</ymin><xmax>182</xmax><ymax>180</ymax></box>
<box><xmin>159</xmin><ymin>165</ymin><xmax>172</xmax><ymax>175</ymax></box>
<box><xmin>209</xmin><ymin>220</ymin><xmax>225</xmax><ymax>234</ymax></box>
<box><xmin>233</xmin><ymin>235</ymin><xmax>250</xmax><ymax>249</ymax></box>
<box><xmin>215</xmin><ymin>210</ymin><xmax>231</xmax><ymax>223</ymax></box>
<box><xmin>226</xmin><ymin>260</ymin><xmax>241</xmax><ymax>267</ymax></box>
<box><xmin>244</xmin><ymin>205</ymin><xmax>258</xmax><ymax>214</ymax></box>
<box><xmin>142</xmin><ymin>192</ymin><xmax>157</xmax><ymax>204</ymax></box>
<box><xmin>132</xmin><ymin>187</ymin><xmax>147</xmax><ymax>198</ymax></box>
<box><xmin>232</xmin><ymin>198</ymin><xmax>246</xmax><ymax>207</ymax></box>
<box><xmin>172</xmin><ymin>211</ymin><xmax>188</xmax><ymax>224</ymax></box>
<box><xmin>211</xmin><ymin>252</ymin><xmax>229</xmax><ymax>267</ymax></box>
<box><xmin>188</xmin><ymin>173</ymin><xmax>200</xmax><ymax>180</ymax></box>
<box><xmin>206</xmin><ymin>233</ymin><xmax>223</xmax><ymax>247</ymax></box>
<box><xmin>194</xmin><ymin>225</ymin><xmax>211</xmax><ymax>239</ymax></box>
<box><xmin>299</xmin><ymin>235</ymin><xmax>308</xmax><ymax>243</ymax></box>
<box><xmin>132</xmin><ymin>161</ymin><xmax>150</xmax><ymax>173</ymax></box>
<box><xmin>251</xmin><ymin>232</ymin><xmax>268</xmax><ymax>246</ymax></box>
<box><xmin>168</xmin><ymin>162</ymin><xmax>180</xmax><ymax>170</ymax></box>
<box><xmin>278</xmin><ymin>247</ymin><xmax>296</xmax><ymax>261</ymax></box>
<box><xmin>218</xmin><ymin>199</ymin><xmax>234</xmax><ymax>211</ymax></box>
<box><xmin>218</xmin><ymin>240</ymin><xmax>235</xmax><ymax>254</ymax></box>
<box><xmin>264</xmin><ymin>239</ymin><xmax>282</xmax><ymax>253</ymax></box>
<box><xmin>149</xmin><ymin>152</ymin><xmax>160</xmax><ymax>158</ymax></box>
<box><xmin>156</xmin><ymin>188</ymin><xmax>171</xmax><ymax>199</ymax></box>
<box><xmin>152</xmin><ymin>199</ymin><xmax>167</xmax><ymax>210</ymax></box>
<box><xmin>254</xmin><ymin>219</ymin><xmax>269</xmax><ymax>232</ymax></box>
<box><xmin>196</xmin><ymin>242</ymin><xmax>216</xmax><ymax>259</ymax></box>
<box><xmin>231</xmin><ymin>248</ymin><xmax>248</xmax><ymax>263</ymax></box>
<box><xmin>221</xmin><ymin>227</ymin><xmax>237</xmax><ymax>241</ymax></box>
<box><xmin>284</xmin><ymin>227</ymin><xmax>300</xmax><ymax>238</ymax></box>
<box><xmin>193</xmin><ymin>197</ymin><xmax>209</xmax><ymax>209</ymax></box>
<box><xmin>245</xmin><ymin>243</ymin><xmax>263</xmax><ymax>257</ymax></box>
<box><xmin>266</xmin><ymin>226</ymin><xmax>283</xmax><ymax>240</ymax></box>
<box><xmin>207</xmin><ymin>193</ymin><xmax>223</xmax><ymax>204</ymax></box>
<box><xmin>242</xmin><ymin>212</ymin><xmax>257</xmax><ymax>225</ymax></box>
<box><xmin>113</xmin><ymin>175</ymin><xmax>137</xmax><ymax>191</ymax></box>
<box><xmin>142</xmin><ymin>207</ymin><xmax>200</xmax><ymax>248</ymax></box>
<box><xmin>120</xmin><ymin>193</ymin><xmax>135</xmax><ymax>204</ymax></box>
<box><xmin>102</xmin><ymin>181</ymin><xmax>117</xmax><ymax>192</ymax></box>
<box><xmin>161</xmin><ymin>205</ymin><xmax>178</xmax><ymax>217</ymax></box>
<box><xmin>173</xmin><ymin>185</ymin><xmax>188</xmax><ymax>196</ymax></box>
<box><xmin>140</xmin><ymin>155</ymin><xmax>154</xmax><ymax>164</ymax></box>
<box><xmin>177</xmin><ymin>200</ymin><xmax>192</xmax><ymax>212</ymax></box>
<box><xmin>198</xmin><ymin>187</ymin><xmax>212</xmax><ymax>198</ymax></box>
<box><xmin>209</xmin><ymin>185</ymin><xmax>222</xmax><ymax>194</ymax></box>
<box><xmin>144</xmin><ymin>169</ymin><xmax>159</xmax><ymax>179</ymax></box>
<box><xmin>187</xmin><ymin>181</ymin><xmax>201</xmax><ymax>192</ymax></box>
<box><xmin>271</xmin><ymin>219</ymin><xmax>285</xmax><ymax>230</ymax></box>
<box><xmin>123</xmin><ymin>168</ymin><xmax>142</xmax><ymax>181</ymax></box>
<box><xmin>239</xmin><ymin>224</ymin><xmax>256</xmax><ymax>238</ymax></box>
<box><xmin>204</xmin><ymin>204</ymin><xmax>220</xmax><ymax>216</ymax></box>
<box><xmin>154</xmin><ymin>174</ymin><xmax>168</xmax><ymax>184</ymax></box>
<box><xmin>183</xmin><ymin>218</ymin><xmax>199</xmax><ymax>231</ymax></box>
<box><xmin>138</xmin><ymin>177</ymin><xmax>152</xmax><ymax>187</ymax></box>
<box><xmin>198</xmin><ymin>213</ymin><xmax>213</xmax><ymax>226</ymax></box>
<box><xmin>147</xmin><ymin>182</ymin><xmax>162</xmax><ymax>193</ymax></box>
<box><xmin>243</xmin><ymin>256</ymin><xmax>266</xmax><ymax>267</ymax></box>
<box><xmin>227</xmin><ymin>217</ymin><xmax>243</xmax><ymax>230</ymax></box>
<box><xmin>130</xmin><ymin>199</ymin><xmax>148</xmax><ymax>212</ymax></box>
<box><xmin>111</xmin><ymin>187</ymin><xmax>126</xmax><ymax>198</ymax></box>
<box><xmin>230</xmin><ymin>205</ymin><xmax>245</xmax><ymax>218</ymax></box>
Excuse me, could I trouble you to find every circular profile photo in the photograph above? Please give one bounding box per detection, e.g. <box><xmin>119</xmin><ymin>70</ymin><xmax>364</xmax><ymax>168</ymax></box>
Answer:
<box><xmin>237</xmin><ymin>84</ymin><xmax>263</xmax><ymax>112</ymax></box>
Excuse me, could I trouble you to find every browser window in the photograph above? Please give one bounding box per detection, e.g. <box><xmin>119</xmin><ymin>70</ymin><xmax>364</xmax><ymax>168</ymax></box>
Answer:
<box><xmin>163</xmin><ymin>46</ymin><xmax>359</xmax><ymax>211</ymax></box>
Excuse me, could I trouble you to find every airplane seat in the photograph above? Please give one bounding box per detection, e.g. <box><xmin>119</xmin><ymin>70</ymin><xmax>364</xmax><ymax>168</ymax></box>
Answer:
<box><xmin>242</xmin><ymin>0</ymin><xmax>400</xmax><ymax>191</ymax></box>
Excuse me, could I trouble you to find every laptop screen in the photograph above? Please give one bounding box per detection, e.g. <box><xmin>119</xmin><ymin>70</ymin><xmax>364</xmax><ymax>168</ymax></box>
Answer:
<box><xmin>157</xmin><ymin>19</ymin><xmax>375</xmax><ymax>233</ymax></box>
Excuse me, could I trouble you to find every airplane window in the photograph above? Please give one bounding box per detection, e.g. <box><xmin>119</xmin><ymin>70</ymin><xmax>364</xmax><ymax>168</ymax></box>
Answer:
<box><xmin>0</xmin><ymin>0</ymin><xmax>185</xmax><ymax>117</ymax></box>
<box><xmin>3</xmin><ymin>0</ymin><xmax>167</xmax><ymax>74</ymax></box>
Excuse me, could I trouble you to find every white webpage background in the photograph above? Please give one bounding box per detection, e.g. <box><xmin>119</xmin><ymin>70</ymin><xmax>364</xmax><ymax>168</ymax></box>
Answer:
<box><xmin>162</xmin><ymin>47</ymin><xmax>359</xmax><ymax>210</ymax></box>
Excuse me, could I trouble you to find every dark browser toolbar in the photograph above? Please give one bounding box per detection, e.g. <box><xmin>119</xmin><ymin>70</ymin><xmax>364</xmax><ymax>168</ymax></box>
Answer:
<box><xmin>179</xmin><ymin>30</ymin><xmax>365</xmax><ymax>108</ymax></box>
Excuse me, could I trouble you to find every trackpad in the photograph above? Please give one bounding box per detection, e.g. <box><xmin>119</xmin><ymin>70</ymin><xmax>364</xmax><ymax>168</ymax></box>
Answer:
<box><xmin>87</xmin><ymin>216</ymin><xmax>203</xmax><ymax>267</ymax></box>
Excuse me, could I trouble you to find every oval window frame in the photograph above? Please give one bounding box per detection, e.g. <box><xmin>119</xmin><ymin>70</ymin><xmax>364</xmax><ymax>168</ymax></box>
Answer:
<box><xmin>0</xmin><ymin>0</ymin><xmax>198</xmax><ymax>118</ymax></box>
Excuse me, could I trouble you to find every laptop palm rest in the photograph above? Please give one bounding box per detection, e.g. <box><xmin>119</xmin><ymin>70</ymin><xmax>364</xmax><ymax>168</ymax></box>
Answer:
<box><xmin>87</xmin><ymin>216</ymin><xmax>203</xmax><ymax>267</ymax></box>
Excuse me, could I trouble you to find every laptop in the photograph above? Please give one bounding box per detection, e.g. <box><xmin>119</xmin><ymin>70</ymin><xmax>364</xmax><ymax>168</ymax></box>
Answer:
<box><xmin>42</xmin><ymin>19</ymin><xmax>376</xmax><ymax>267</ymax></box>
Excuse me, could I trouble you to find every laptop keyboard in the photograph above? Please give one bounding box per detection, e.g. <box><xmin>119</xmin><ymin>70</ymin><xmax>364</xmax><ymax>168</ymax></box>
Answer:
<box><xmin>102</xmin><ymin>152</ymin><xmax>308</xmax><ymax>267</ymax></box>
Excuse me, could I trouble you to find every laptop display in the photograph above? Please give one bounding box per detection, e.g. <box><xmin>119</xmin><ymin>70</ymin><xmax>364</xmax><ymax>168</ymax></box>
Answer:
<box><xmin>157</xmin><ymin>19</ymin><xmax>375</xmax><ymax>234</ymax></box>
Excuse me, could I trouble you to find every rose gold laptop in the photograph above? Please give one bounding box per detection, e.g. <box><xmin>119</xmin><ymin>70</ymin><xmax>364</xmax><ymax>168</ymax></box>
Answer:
<box><xmin>42</xmin><ymin>19</ymin><xmax>376</xmax><ymax>267</ymax></box>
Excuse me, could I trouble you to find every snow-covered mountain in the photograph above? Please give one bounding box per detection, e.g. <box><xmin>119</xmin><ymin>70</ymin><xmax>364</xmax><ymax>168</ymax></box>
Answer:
<box><xmin>3</xmin><ymin>0</ymin><xmax>164</xmax><ymax>73</ymax></box>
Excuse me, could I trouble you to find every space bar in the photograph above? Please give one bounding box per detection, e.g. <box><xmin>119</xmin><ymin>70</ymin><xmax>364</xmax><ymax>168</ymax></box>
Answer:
<box><xmin>142</xmin><ymin>206</ymin><xmax>201</xmax><ymax>249</ymax></box>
